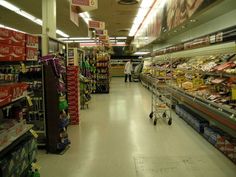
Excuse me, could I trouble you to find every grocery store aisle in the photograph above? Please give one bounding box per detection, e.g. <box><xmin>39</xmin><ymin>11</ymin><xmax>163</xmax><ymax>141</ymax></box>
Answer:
<box><xmin>38</xmin><ymin>78</ymin><xmax>236</xmax><ymax>177</ymax></box>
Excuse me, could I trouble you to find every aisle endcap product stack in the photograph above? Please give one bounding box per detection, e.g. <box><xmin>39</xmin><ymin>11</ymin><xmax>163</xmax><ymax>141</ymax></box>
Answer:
<box><xmin>66</xmin><ymin>48</ymin><xmax>80</xmax><ymax>125</ymax></box>
<box><xmin>95</xmin><ymin>52</ymin><xmax>110</xmax><ymax>93</ymax></box>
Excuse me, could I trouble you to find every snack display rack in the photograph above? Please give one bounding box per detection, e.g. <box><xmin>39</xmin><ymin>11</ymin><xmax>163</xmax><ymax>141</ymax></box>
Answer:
<box><xmin>41</xmin><ymin>37</ymin><xmax>70</xmax><ymax>154</ymax></box>
<box><xmin>140</xmin><ymin>42</ymin><xmax>236</xmax><ymax>163</ymax></box>
<box><xmin>95</xmin><ymin>53</ymin><xmax>110</xmax><ymax>93</ymax></box>
<box><xmin>80</xmin><ymin>75</ymin><xmax>92</xmax><ymax>109</ymax></box>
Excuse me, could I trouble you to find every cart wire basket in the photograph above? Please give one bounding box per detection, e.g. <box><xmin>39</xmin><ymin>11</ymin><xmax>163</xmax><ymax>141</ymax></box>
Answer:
<box><xmin>149</xmin><ymin>81</ymin><xmax>173</xmax><ymax>126</ymax></box>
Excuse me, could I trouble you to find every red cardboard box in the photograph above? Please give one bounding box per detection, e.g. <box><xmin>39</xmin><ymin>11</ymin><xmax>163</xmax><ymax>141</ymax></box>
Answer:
<box><xmin>0</xmin><ymin>28</ymin><xmax>12</xmax><ymax>44</ymax></box>
<box><xmin>0</xmin><ymin>85</ymin><xmax>13</xmax><ymax>107</ymax></box>
<box><xmin>26</xmin><ymin>47</ymin><xmax>38</xmax><ymax>61</ymax></box>
<box><xmin>0</xmin><ymin>44</ymin><xmax>13</xmax><ymax>61</ymax></box>
<box><xmin>11</xmin><ymin>31</ymin><xmax>26</xmax><ymax>46</ymax></box>
<box><xmin>11</xmin><ymin>83</ymin><xmax>28</xmax><ymax>100</ymax></box>
<box><xmin>12</xmin><ymin>46</ymin><xmax>25</xmax><ymax>61</ymax></box>
<box><xmin>25</xmin><ymin>34</ymin><xmax>38</xmax><ymax>48</ymax></box>
<box><xmin>0</xmin><ymin>83</ymin><xmax>28</xmax><ymax>105</ymax></box>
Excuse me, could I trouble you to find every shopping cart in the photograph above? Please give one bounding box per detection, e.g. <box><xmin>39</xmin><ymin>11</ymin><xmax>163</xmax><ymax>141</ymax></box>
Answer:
<box><xmin>149</xmin><ymin>81</ymin><xmax>172</xmax><ymax>126</ymax></box>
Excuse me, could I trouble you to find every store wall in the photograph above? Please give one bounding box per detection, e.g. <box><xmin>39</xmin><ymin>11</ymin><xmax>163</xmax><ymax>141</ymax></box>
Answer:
<box><xmin>153</xmin><ymin>8</ymin><xmax>236</xmax><ymax>51</ymax></box>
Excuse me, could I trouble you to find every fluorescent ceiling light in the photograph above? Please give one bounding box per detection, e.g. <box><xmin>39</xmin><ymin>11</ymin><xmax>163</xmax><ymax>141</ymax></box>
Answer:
<box><xmin>129</xmin><ymin>0</ymin><xmax>155</xmax><ymax>37</ymax></box>
<box><xmin>115</xmin><ymin>37</ymin><xmax>127</xmax><ymax>40</ymax></box>
<box><xmin>0</xmin><ymin>0</ymin><xmax>19</xmax><ymax>11</ymax></box>
<box><xmin>0</xmin><ymin>0</ymin><xmax>69</xmax><ymax>37</ymax></box>
<box><xmin>35</xmin><ymin>19</ymin><xmax>43</xmax><ymax>26</ymax></box>
<box><xmin>16</xmin><ymin>10</ymin><xmax>35</xmax><ymax>21</ymax></box>
<box><xmin>79</xmin><ymin>12</ymin><xmax>91</xmax><ymax>24</ymax></box>
<box><xmin>0</xmin><ymin>23</ymin><xmax>25</xmax><ymax>33</ymax></box>
<box><xmin>116</xmin><ymin>42</ymin><xmax>126</xmax><ymax>45</ymax></box>
<box><xmin>140</xmin><ymin>0</ymin><xmax>154</xmax><ymax>8</ymax></box>
<box><xmin>56</xmin><ymin>30</ymin><xmax>69</xmax><ymax>38</ymax></box>
<box><xmin>69</xmin><ymin>37</ymin><xmax>91</xmax><ymax>40</ymax></box>
<box><xmin>59</xmin><ymin>36</ymin><xmax>127</xmax><ymax>41</ymax></box>
<box><xmin>64</xmin><ymin>41</ymin><xmax>74</xmax><ymax>43</ymax></box>
<box><xmin>133</xmin><ymin>51</ymin><xmax>150</xmax><ymax>55</ymax></box>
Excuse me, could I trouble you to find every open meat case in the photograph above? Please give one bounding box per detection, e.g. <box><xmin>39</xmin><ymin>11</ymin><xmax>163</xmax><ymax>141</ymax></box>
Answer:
<box><xmin>140</xmin><ymin>42</ymin><xmax>236</xmax><ymax>163</ymax></box>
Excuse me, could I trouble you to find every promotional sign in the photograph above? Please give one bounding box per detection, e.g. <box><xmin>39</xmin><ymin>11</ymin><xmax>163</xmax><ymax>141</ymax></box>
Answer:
<box><xmin>71</xmin><ymin>0</ymin><xmax>98</xmax><ymax>12</ymax></box>
<box><xmin>89</xmin><ymin>20</ymin><xmax>105</xmax><ymax>30</ymax></box>
<box><xmin>70</xmin><ymin>4</ymin><xmax>79</xmax><ymax>27</ymax></box>
<box><xmin>134</xmin><ymin>0</ymin><xmax>218</xmax><ymax>46</ymax></box>
<box><xmin>96</xmin><ymin>29</ymin><xmax>108</xmax><ymax>36</ymax></box>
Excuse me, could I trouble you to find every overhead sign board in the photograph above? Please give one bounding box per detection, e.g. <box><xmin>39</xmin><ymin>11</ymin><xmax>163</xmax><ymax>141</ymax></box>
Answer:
<box><xmin>71</xmin><ymin>0</ymin><xmax>98</xmax><ymax>12</ymax></box>
<box><xmin>89</xmin><ymin>20</ymin><xmax>105</xmax><ymax>30</ymax></box>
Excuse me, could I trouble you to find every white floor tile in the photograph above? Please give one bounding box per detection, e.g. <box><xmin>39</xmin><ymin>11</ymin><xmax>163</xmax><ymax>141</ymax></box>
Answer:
<box><xmin>38</xmin><ymin>78</ymin><xmax>236</xmax><ymax>177</ymax></box>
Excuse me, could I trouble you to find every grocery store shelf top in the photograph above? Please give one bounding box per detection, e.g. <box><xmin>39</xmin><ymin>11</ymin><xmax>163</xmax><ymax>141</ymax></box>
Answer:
<box><xmin>0</xmin><ymin>124</ymin><xmax>33</xmax><ymax>152</ymax></box>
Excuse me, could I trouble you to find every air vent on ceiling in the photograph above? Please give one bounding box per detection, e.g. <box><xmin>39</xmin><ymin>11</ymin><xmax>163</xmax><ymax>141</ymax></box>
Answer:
<box><xmin>117</xmin><ymin>0</ymin><xmax>140</xmax><ymax>5</ymax></box>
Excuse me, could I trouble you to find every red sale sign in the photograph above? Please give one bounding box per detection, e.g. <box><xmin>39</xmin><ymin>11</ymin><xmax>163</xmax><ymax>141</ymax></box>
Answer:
<box><xmin>89</xmin><ymin>20</ymin><xmax>105</xmax><ymax>30</ymax></box>
<box><xmin>72</xmin><ymin>0</ymin><xmax>90</xmax><ymax>6</ymax></box>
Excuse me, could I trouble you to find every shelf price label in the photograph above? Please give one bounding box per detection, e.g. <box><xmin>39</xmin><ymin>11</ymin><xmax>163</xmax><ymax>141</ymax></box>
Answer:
<box><xmin>27</xmin><ymin>96</ymin><xmax>33</xmax><ymax>107</ymax></box>
<box><xmin>20</xmin><ymin>62</ymin><xmax>26</xmax><ymax>73</ymax></box>
<box><xmin>30</xmin><ymin>129</ymin><xmax>38</xmax><ymax>138</ymax></box>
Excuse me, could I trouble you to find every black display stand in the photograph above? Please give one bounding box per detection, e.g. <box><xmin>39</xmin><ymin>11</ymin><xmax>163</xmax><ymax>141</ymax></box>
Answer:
<box><xmin>43</xmin><ymin>62</ymin><xmax>61</xmax><ymax>153</ymax></box>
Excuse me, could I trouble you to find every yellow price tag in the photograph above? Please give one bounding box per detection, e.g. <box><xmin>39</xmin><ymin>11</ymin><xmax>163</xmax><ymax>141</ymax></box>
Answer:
<box><xmin>232</xmin><ymin>87</ymin><xmax>236</xmax><ymax>100</ymax></box>
<box><xmin>27</xmin><ymin>96</ymin><xmax>33</xmax><ymax>106</ymax></box>
<box><xmin>30</xmin><ymin>129</ymin><xmax>38</xmax><ymax>138</ymax></box>
<box><xmin>20</xmin><ymin>62</ymin><xmax>27</xmax><ymax>73</ymax></box>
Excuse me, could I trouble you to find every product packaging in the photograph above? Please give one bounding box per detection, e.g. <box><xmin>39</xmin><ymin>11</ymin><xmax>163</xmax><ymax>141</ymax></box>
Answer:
<box><xmin>26</xmin><ymin>47</ymin><xmax>38</xmax><ymax>61</ymax></box>
<box><xmin>0</xmin><ymin>44</ymin><xmax>13</xmax><ymax>61</ymax></box>
<box><xmin>0</xmin><ymin>28</ymin><xmax>12</xmax><ymax>45</ymax></box>
<box><xmin>12</xmin><ymin>46</ymin><xmax>26</xmax><ymax>61</ymax></box>
<box><xmin>11</xmin><ymin>31</ymin><xmax>26</xmax><ymax>46</ymax></box>
<box><xmin>25</xmin><ymin>34</ymin><xmax>38</xmax><ymax>48</ymax></box>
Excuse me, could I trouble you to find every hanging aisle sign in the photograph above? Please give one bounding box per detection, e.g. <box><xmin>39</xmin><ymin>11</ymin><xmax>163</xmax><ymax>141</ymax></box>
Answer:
<box><xmin>89</xmin><ymin>20</ymin><xmax>105</xmax><ymax>30</ymax></box>
<box><xmin>70</xmin><ymin>5</ymin><xmax>79</xmax><ymax>27</ymax></box>
<box><xmin>71</xmin><ymin>0</ymin><xmax>98</xmax><ymax>11</ymax></box>
<box><xmin>71</xmin><ymin>0</ymin><xmax>95</xmax><ymax>6</ymax></box>
<box><xmin>96</xmin><ymin>29</ymin><xmax>108</xmax><ymax>36</ymax></box>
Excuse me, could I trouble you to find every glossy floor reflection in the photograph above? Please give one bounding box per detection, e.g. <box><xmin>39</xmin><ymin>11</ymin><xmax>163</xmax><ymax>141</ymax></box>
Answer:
<box><xmin>38</xmin><ymin>78</ymin><xmax>236</xmax><ymax>177</ymax></box>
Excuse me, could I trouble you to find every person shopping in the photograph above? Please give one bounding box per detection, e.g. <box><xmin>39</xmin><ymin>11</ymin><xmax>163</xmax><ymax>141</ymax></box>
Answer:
<box><xmin>124</xmin><ymin>59</ymin><xmax>133</xmax><ymax>82</ymax></box>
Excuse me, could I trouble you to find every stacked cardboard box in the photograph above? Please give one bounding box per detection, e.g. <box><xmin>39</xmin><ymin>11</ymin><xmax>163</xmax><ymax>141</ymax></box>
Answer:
<box><xmin>0</xmin><ymin>82</ymin><xmax>28</xmax><ymax>107</ymax></box>
<box><xmin>0</xmin><ymin>28</ymin><xmax>38</xmax><ymax>62</ymax></box>
<box><xmin>0</xmin><ymin>28</ymin><xmax>26</xmax><ymax>61</ymax></box>
<box><xmin>67</xmin><ymin>66</ymin><xmax>80</xmax><ymax>124</ymax></box>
